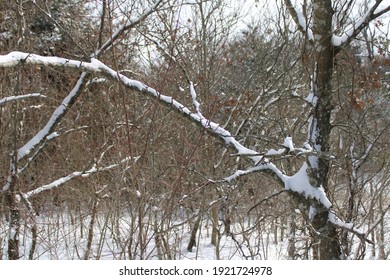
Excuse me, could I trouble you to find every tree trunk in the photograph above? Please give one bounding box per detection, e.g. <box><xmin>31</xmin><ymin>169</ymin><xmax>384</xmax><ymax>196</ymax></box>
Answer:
<box><xmin>311</xmin><ymin>208</ymin><xmax>341</xmax><ymax>259</ymax></box>
<box><xmin>5</xmin><ymin>158</ymin><xmax>20</xmax><ymax>260</ymax></box>
<box><xmin>28</xmin><ymin>223</ymin><xmax>38</xmax><ymax>260</ymax></box>
<box><xmin>210</xmin><ymin>205</ymin><xmax>218</xmax><ymax>246</ymax></box>
<box><xmin>6</xmin><ymin>190</ymin><xmax>20</xmax><ymax>260</ymax></box>
<box><xmin>84</xmin><ymin>197</ymin><xmax>98</xmax><ymax>260</ymax></box>
<box><xmin>287</xmin><ymin>214</ymin><xmax>296</xmax><ymax>259</ymax></box>
<box><xmin>308</xmin><ymin>0</ymin><xmax>341</xmax><ymax>260</ymax></box>
<box><xmin>187</xmin><ymin>215</ymin><xmax>201</xmax><ymax>252</ymax></box>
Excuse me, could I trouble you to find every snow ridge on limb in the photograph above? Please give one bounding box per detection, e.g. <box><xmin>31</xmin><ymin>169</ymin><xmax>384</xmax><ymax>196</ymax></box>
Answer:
<box><xmin>0</xmin><ymin>93</ymin><xmax>46</xmax><ymax>106</ymax></box>
<box><xmin>1</xmin><ymin>69</ymin><xmax>88</xmax><ymax>192</ymax></box>
<box><xmin>283</xmin><ymin>0</ymin><xmax>314</xmax><ymax>42</ymax></box>
<box><xmin>17</xmin><ymin>71</ymin><xmax>89</xmax><ymax>161</ymax></box>
<box><xmin>225</xmin><ymin>157</ymin><xmax>332</xmax><ymax>209</ymax></box>
<box><xmin>19</xmin><ymin>156</ymin><xmax>139</xmax><ymax>200</ymax></box>
<box><xmin>189</xmin><ymin>82</ymin><xmax>204</xmax><ymax>118</ymax></box>
<box><xmin>1</xmin><ymin>52</ymin><xmax>282</xmax><ymax>188</ymax></box>
<box><xmin>328</xmin><ymin>211</ymin><xmax>374</xmax><ymax>245</ymax></box>
<box><xmin>332</xmin><ymin>1</ymin><xmax>390</xmax><ymax>48</ymax></box>
<box><xmin>285</xmin><ymin>163</ymin><xmax>331</xmax><ymax>208</ymax></box>
<box><xmin>0</xmin><ymin>52</ymin><xmax>105</xmax><ymax>73</ymax></box>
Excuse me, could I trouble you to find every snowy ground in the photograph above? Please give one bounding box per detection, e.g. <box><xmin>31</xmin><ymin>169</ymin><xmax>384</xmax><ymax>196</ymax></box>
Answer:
<box><xmin>0</xmin><ymin>209</ymin><xmax>291</xmax><ymax>260</ymax></box>
<box><xmin>1</xmin><ymin>207</ymin><xmax>387</xmax><ymax>260</ymax></box>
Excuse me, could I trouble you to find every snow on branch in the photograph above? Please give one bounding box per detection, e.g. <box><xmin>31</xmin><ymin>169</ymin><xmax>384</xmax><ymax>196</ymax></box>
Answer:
<box><xmin>284</xmin><ymin>0</ymin><xmax>314</xmax><ymax>42</ymax></box>
<box><xmin>0</xmin><ymin>93</ymin><xmax>46</xmax><ymax>106</ymax></box>
<box><xmin>226</xmin><ymin>160</ymin><xmax>332</xmax><ymax>209</ymax></box>
<box><xmin>282</xmin><ymin>136</ymin><xmax>295</xmax><ymax>152</ymax></box>
<box><xmin>189</xmin><ymin>82</ymin><xmax>204</xmax><ymax>118</ymax></box>
<box><xmin>2</xmin><ymin>1</ymin><xmax>163</xmax><ymax>161</ymax></box>
<box><xmin>332</xmin><ymin>2</ymin><xmax>390</xmax><ymax>48</ymax></box>
<box><xmin>224</xmin><ymin>162</ymin><xmax>287</xmax><ymax>184</ymax></box>
<box><xmin>0</xmin><ymin>52</ymin><xmax>106</xmax><ymax>72</ymax></box>
<box><xmin>328</xmin><ymin>211</ymin><xmax>374</xmax><ymax>245</ymax></box>
<box><xmin>19</xmin><ymin>72</ymin><xmax>88</xmax><ymax>161</ymax></box>
<box><xmin>20</xmin><ymin>156</ymin><xmax>139</xmax><ymax>200</ymax></box>
<box><xmin>285</xmin><ymin>163</ymin><xmax>332</xmax><ymax>208</ymax></box>
<box><xmin>1</xmin><ymin>71</ymin><xmax>88</xmax><ymax>193</ymax></box>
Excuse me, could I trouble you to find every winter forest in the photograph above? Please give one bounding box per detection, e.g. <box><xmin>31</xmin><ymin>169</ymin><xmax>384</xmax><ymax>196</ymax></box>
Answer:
<box><xmin>0</xmin><ymin>0</ymin><xmax>389</xmax><ymax>260</ymax></box>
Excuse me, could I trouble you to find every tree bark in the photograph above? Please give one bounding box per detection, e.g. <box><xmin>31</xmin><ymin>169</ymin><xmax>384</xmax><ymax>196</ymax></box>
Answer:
<box><xmin>311</xmin><ymin>207</ymin><xmax>341</xmax><ymax>259</ymax></box>
<box><xmin>6</xmin><ymin>183</ymin><xmax>20</xmax><ymax>260</ymax></box>
<box><xmin>210</xmin><ymin>206</ymin><xmax>218</xmax><ymax>246</ymax></box>
<box><xmin>308</xmin><ymin>0</ymin><xmax>341</xmax><ymax>259</ymax></box>
<box><xmin>187</xmin><ymin>215</ymin><xmax>201</xmax><ymax>253</ymax></box>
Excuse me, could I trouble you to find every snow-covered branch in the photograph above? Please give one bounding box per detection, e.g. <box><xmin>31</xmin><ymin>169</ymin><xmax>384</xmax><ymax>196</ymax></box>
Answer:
<box><xmin>285</xmin><ymin>0</ymin><xmax>389</xmax><ymax>51</ymax></box>
<box><xmin>225</xmin><ymin>159</ymin><xmax>331</xmax><ymax>209</ymax></box>
<box><xmin>20</xmin><ymin>156</ymin><xmax>139</xmax><ymax>200</ymax></box>
<box><xmin>0</xmin><ymin>69</ymin><xmax>95</xmax><ymax>193</ymax></box>
<box><xmin>0</xmin><ymin>52</ymin><xmax>105</xmax><ymax>72</ymax></box>
<box><xmin>328</xmin><ymin>212</ymin><xmax>374</xmax><ymax>245</ymax></box>
<box><xmin>332</xmin><ymin>1</ymin><xmax>390</xmax><ymax>48</ymax></box>
<box><xmin>17</xmin><ymin>71</ymin><xmax>88</xmax><ymax>161</ymax></box>
<box><xmin>189</xmin><ymin>82</ymin><xmax>204</xmax><ymax>118</ymax></box>
<box><xmin>224</xmin><ymin>163</ymin><xmax>285</xmax><ymax>184</ymax></box>
<box><xmin>284</xmin><ymin>0</ymin><xmax>314</xmax><ymax>42</ymax></box>
<box><xmin>0</xmin><ymin>93</ymin><xmax>46</xmax><ymax>106</ymax></box>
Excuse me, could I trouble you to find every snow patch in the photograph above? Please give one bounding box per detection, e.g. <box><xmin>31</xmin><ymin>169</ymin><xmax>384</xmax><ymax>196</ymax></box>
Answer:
<box><xmin>308</xmin><ymin>205</ymin><xmax>317</xmax><ymax>220</ymax></box>
<box><xmin>291</xmin><ymin>90</ymin><xmax>299</xmax><ymax>97</ymax></box>
<box><xmin>305</xmin><ymin>91</ymin><xmax>317</xmax><ymax>106</ymax></box>
<box><xmin>282</xmin><ymin>136</ymin><xmax>295</xmax><ymax>152</ymax></box>
<box><xmin>189</xmin><ymin>82</ymin><xmax>203</xmax><ymax>117</ymax></box>
<box><xmin>296</xmin><ymin>8</ymin><xmax>314</xmax><ymax>41</ymax></box>
<box><xmin>265</xmin><ymin>148</ymin><xmax>285</xmax><ymax>156</ymax></box>
<box><xmin>285</xmin><ymin>163</ymin><xmax>332</xmax><ymax>208</ymax></box>
<box><xmin>328</xmin><ymin>212</ymin><xmax>353</xmax><ymax>230</ymax></box>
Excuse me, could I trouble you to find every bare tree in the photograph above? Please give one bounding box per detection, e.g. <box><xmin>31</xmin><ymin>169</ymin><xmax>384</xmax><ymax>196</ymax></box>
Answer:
<box><xmin>283</xmin><ymin>0</ymin><xmax>389</xmax><ymax>259</ymax></box>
